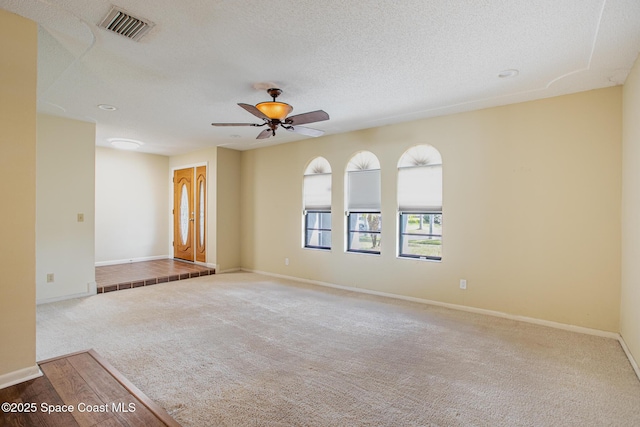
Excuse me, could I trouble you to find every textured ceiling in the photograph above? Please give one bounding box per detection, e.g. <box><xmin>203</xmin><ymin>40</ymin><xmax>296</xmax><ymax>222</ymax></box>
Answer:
<box><xmin>2</xmin><ymin>0</ymin><xmax>640</xmax><ymax>155</ymax></box>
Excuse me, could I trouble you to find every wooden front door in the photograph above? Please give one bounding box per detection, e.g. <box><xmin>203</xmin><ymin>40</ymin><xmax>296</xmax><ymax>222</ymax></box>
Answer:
<box><xmin>173</xmin><ymin>168</ymin><xmax>194</xmax><ymax>261</ymax></box>
<box><xmin>173</xmin><ymin>166</ymin><xmax>207</xmax><ymax>262</ymax></box>
<box><xmin>195</xmin><ymin>165</ymin><xmax>206</xmax><ymax>263</ymax></box>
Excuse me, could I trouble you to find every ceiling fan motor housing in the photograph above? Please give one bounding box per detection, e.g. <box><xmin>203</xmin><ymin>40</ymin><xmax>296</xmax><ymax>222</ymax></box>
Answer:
<box><xmin>266</xmin><ymin>88</ymin><xmax>282</xmax><ymax>100</ymax></box>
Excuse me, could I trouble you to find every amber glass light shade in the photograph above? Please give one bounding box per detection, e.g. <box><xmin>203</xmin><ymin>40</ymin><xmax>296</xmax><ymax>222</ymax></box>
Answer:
<box><xmin>256</xmin><ymin>102</ymin><xmax>293</xmax><ymax>120</ymax></box>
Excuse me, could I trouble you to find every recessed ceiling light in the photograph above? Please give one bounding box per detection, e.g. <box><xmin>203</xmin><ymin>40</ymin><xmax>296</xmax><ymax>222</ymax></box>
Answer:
<box><xmin>230</xmin><ymin>134</ymin><xmax>241</xmax><ymax>138</ymax></box>
<box><xmin>109</xmin><ymin>138</ymin><xmax>143</xmax><ymax>150</ymax></box>
<box><xmin>98</xmin><ymin>104</ymin><xmax>117</xmax><ymax>111</ymax></box>
<box><xmin>498</xmin><ymin>69</ymin><xmax>519</xmax><ymax>78</ymax></box>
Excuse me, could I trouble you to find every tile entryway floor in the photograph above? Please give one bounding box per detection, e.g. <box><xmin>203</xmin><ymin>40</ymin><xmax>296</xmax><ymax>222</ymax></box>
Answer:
<box><xmin>96</xmin><ymin>259</ymin><xmax>215</xmax><ymax>293</ymax></box>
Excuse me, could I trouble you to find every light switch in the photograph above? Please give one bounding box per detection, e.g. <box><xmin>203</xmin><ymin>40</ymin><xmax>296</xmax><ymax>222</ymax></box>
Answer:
<box><xmin>77</xmin><ymin>213</ymin><xmax>84</xmax><ymax>222</ymax></box>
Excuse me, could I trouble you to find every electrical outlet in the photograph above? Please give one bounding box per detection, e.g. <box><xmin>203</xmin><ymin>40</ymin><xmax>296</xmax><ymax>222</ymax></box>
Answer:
<box><xmin>460</xmin><ymin>279</ymin><xmax>467</xmax><ymax>290</ymax></box>
<box><xmin>47</xmin><ymin>273</ymin><xmax>55</xmax><ymax>283</ymax></box>
<box><xmin>285</xmin><ymin>258</ymin><xmax>289</xmax><ymax>266</ymax></box>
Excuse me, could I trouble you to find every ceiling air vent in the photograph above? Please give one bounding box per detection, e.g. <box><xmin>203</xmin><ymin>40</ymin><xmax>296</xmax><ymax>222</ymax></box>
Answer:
<box><xmin>99</xmin><ymin>7</ymin><xmax>154</xmax><ymax>41</ymax></box>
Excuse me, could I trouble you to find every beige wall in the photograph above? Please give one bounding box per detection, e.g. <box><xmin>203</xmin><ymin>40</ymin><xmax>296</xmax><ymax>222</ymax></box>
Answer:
<box><xmin>95</xmin><ymin>147</ymin><xmax>170</xmax><ymax>264</ymax></box>
<box><xmin>0</xmin><ymin>10</ymin><xmax>37</xmax><ymax>379</ymax></box>
<box><xmin>241</xmin><ymin>87</ymin><xmax>622</xmax><ymax>332</ymax></box>
<box><xmin>170</xmin><ymin>147</ymin><xmax>218</xmax><ymax>267</ymax></box>
<box><xmin>36</xmin><ymin>114</ymin><xmax>96</xmax><ymax>302</ymax></box>
<box><xmin>216</xmin><ymin>147</ymin><xmax>242</xmax><ymax>272</ymax></box>
<box><xmin>621</xmin><ymin>55</ymin><xmax>640</xmax><ymax>365</ymax></box>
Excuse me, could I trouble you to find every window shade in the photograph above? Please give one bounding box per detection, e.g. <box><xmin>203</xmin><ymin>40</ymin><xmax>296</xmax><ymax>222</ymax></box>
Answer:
<box><xmin>397</xmin><ymin>164</ymin><xmax>442</xmax><ymax>212</ymax></box>
<box><xmin>348</xmin><ymin>169</ymin><xmax>381</xmax><ymax>212</ymax></box>
<box><xmin>303</xmin><ymin>173</ymin><xmax>331</xmax><ymax>210</ymax></box>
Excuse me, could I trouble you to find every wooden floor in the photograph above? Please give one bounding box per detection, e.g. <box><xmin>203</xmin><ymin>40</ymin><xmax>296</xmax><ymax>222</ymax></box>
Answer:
<box><xmin>0</xmin><ymin>350</ymin><xmax>180</xmax><ymax>427</ymax></box>
<box><xmin>96</xmin><ymin>259</ymin><xmax>215</xmax><ymax>294</ymax></box>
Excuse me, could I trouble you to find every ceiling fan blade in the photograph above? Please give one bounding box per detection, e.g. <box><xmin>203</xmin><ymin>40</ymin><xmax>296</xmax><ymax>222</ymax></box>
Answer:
<box><xmin>256</xmin><ymin>128</ymin><xmax>272</xmax><ymax>139</ymax></box>
<box><xmin>211</xmin><ymin>123</ymin><xmax>260</xmax><ymax>126</ymax></box>
<box><xmin>285</xmin><ymin>125</ymin><xmax>325</xmax><ymax>137</ymax></box>
<box><xmin>238</xmin><ymin>103</ymin><xmax>270</xmax><ymax>120</ymax></box>
<box><xmin>285</xmin><ymin>110</ymin><xmax>329</xmax><ymax>126</ymax></box>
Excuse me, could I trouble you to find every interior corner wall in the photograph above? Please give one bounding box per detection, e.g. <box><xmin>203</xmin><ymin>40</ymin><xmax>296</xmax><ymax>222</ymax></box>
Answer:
<box><xmin>0</xmin><ymin>9</ymin><xmax>37</xmax><ymax>380</ymax></box>
<box><xmin>36</xmin><ymin>114</ymin><xmax>96</xmax><ymax>302</ymax></box>
<box><xmin>169</xmin><ymin>147</ymin><xmax>218</xmax><ymax>268</ymax></box>
<box><xmin>621</xmin><ymin>54</ymin><xmax>640</xmax><ymax>365</ymax></box>
<box><xmin>240</xmin><ymin>87</ymin><xmax>622</xmax><ymax>332</ymax></box>
<box><xmin>95</xmin><ymin>147</ymin><xmax>170</xmax><ymax>264</ymax></box>
<box><xmin>216</xmin><ymin>147</ymin><xmax>241</xmax><ymax>272</ymax></box>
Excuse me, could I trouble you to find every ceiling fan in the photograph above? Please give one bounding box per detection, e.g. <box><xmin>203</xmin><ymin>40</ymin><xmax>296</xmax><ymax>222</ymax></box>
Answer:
<box><xmin>212</xmin><ymin>88</ymin><xmax>329</xmax><ymax>139</ymax></box>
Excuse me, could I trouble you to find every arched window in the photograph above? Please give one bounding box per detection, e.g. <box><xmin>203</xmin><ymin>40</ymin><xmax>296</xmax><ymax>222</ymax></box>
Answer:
<box><xmin>303</xmin><ymin>157</ymin><xmax>332</xmax><ymax>249</ymax></box>
<box><xmin>397</xmin><ymin>145</ymin><xmax>442</xmax><ymax>260</ymax></box>
<box><xmin>346</xmin><ymin>151</ymin><xmax>381</xmax><ymax>254</ymax></box>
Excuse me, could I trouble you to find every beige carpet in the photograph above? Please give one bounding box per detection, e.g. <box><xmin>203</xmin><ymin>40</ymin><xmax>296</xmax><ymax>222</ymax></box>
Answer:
<box><xmin>37</xmin><ymin>272</ymin><xmax>640</xmax><ymax>426</ymax></box>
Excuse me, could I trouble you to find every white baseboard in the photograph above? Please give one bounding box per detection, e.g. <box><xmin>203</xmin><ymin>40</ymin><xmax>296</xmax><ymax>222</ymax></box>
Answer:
<box><xmin>95</xmin><ymin>255</ymin><xmax>169</xmax><ymax>267</ymax></box>
<box><xmin>0</xmin><ymin>365</ymin><xmax>42</xmax><ymax>390</ymax></box>
<box><xmin>246</xmin><ymin>269</ymin><xmax>640</xmax><ymax>380</ymax></box>
<box><xmin>178</xmin><ymin>261</ymin><xmax>217</xmax><ymax>270</ymax></box>
<box><xmin>218</xmin><ymin>267</ymin><xmax>241</xmax><ymax>274</ymax></box>
<box><xmin>195</xmin><ymin>261</ymin><xmax>216</xmax><ymax>269</ymax></box>
<box><xmin>37</xmin><ymin>287</ymin><xmax>96</xmax><ymax>305</ymax></box>
<box><xmin>618</xmin><ymin>335</ymin><xmax>640</xmax><ymax>381</ymax></box>
<box><xmin>245</xmin><ymin>268</ymin><xmax>620</xmax><ymax>340</ymax></box>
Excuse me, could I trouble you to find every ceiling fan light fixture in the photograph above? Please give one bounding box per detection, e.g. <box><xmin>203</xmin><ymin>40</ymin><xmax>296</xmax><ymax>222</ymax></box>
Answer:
<box><xmin>211</xmin><ymin>88</ymin><xmax>329</xmax><ymax>139</ymax></box>
<box><xmin>256</xmin><ymin>101</ymin><xmax>293</xmax><ymax>120</ymax></box>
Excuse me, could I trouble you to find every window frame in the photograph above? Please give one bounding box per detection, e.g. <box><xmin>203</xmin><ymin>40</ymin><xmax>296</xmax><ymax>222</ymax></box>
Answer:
<box><xmin>304</xmin><ymin>210</ymin><xmax>332</xmax><ymax>250</ymax></box>
<box><xmin>396</xmin><ymin>144</ymin><xmax>443</xmax><ymax>261</ymax></box>
<box><xmin>398</xmin><ymin>212</ymin><xmax>442</xmax><ymax>261</ymax></box>
<box><xmin>347</xmin><ymin>211</ymin><xmax>382</xmax><ymax>255</ymax></box>
<box><xmin>345</xmin><ymin>151</ymin><xmax>382</xmax><ymax>255</ymax></box>
<box><xmin>303</xmin><ymin>157</ymin><xmax>332</xmax><ymax>250</ymax></box>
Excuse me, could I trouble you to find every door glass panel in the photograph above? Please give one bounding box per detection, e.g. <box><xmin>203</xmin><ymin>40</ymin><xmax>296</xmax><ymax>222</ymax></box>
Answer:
<box><xmin>180</xmin><ymin>184</ymin><xmax>189</xmax><ymax>244</ymax></box>
<box><xmin>199</xmin><ymin>181</ymin><xmax>205</xmax><ymax>246</ymax></box>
